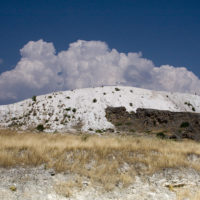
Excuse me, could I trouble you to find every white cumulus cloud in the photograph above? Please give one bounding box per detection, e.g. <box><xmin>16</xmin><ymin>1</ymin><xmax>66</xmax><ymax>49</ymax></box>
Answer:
<box><xmin>0</xmin><ymin>39</ymin><xmax>199</xmax><ymax>104</ymax></box>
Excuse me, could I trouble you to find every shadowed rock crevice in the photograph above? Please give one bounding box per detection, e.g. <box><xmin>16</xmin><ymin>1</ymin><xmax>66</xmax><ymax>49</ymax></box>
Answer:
<box><xmin>105</xmin><ymin>107</ymin><xmax>200</xmax><ymax>141</ymax></box>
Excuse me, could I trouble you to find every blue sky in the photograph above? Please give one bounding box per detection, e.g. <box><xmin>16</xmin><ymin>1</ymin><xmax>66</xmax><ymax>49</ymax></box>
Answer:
<box><xmin>0</xmin><ymin>0</ymin><xmax>200</xmax><ymax>104</ymax></box>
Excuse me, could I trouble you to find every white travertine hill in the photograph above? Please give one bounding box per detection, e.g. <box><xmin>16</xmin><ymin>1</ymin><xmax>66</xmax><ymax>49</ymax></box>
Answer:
<box><xmin>0</xmin><ymin>86</ymin><xmax>199</xmax><ymax>132</ymax></box>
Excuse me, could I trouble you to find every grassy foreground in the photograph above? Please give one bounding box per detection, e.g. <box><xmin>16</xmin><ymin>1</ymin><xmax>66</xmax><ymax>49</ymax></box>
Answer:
<box><xmin>0</xmin><ymin>129</ymin><xmax>200</xmax><ymax>198</ymax></box>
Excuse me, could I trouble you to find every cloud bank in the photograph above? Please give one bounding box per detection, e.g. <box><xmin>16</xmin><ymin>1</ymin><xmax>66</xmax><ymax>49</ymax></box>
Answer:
<box><xmin>0</xmin><ymin>39</ymin><xmax>199</xmax><ymax>104</ymax></box>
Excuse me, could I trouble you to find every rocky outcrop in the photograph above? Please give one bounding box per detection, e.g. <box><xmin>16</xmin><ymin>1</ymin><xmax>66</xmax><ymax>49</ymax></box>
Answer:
<box><xmin>105</xmin><ymin>107</ymin><xmax>200</xmax><ymax>140</ymax></box>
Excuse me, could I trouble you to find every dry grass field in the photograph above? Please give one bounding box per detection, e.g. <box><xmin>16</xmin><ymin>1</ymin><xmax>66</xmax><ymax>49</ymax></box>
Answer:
<box><xmin>0</xmin><ymin>129</ymin><xmax>200</xmax><ymax>199</ymax></box>
<box><xmin>176</xmin><ymin>190</ymin><xmax>200</xmax><ymax>200</ymax></box>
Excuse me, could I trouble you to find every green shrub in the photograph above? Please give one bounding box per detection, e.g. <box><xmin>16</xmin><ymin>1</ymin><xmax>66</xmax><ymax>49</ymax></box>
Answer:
<box><xmin>33</xmin><ymin>111</ymin><xmax>37</xmax><ymax>116</ymax></box>
<box><xmin>145</xmin><ymin>130</ymin><xmax>151</xmax><ymax>134</ymax></box>
<box><xmin>9</xmin><ymin>186</ymin><xmax>17</xmax><ymax>192</ymax></box>
<box><xmin>185</xmin><ymin>102</ymin><xmax>195</xmax><ymax>111</ymax></box>
<box><xmin>95</xmin><ymin>129</ymin><xmax>103</xmax><ymax>133</ymax></box>
<box><xmin>156</xmin><ymin>132</ymin><xmax>166</xmax><ymax>139</ymax></box>
<box><xmin>65</xmin><ymin>107</ymin><xmax>71</xmax><ymax>111</ymax></box>
<box><xmin>115</xmin><ymin>122</ymin><xmax>122</xmax><ymax>126</ymax></box>
<box><xmin>125</xmin><ymin>122</ymin><xmax>132</xmax><ymax>126</ymax></box>
<box><xmin>184</xmin><ymin>102</ymin><xmax>191</xmax><ymax>106</ymax></box>
<box><xmin>32</xmin><ymin>95</ymin><xmax>37</xmax><ymax>102</ymax></box>
<box><xmin>36</xmin><ymin>124</ymin><xmax>44</xmax><ymax>131</ymax></box>
<box><xmin>180</xmin><ymin>122</ymin><xmax>190</xmax><ymax>128</ymax></box>
<box><xmin>64</xmin><ymin>114</ymin><xmax>68</xmax><ymax>118</ymax></box>
<box><xmin>93</xmin><ymin>98</ymin><xmax>97</xmax><ymax>103</ymax></box>
<box><xmin>129</xmin><ymin>103</ymin><xmax>133</xmax><ymax>107</ymax></box>
<box><xmin>115</xmin><ymin>88</ymin><xmax>120</xmax><ymax>91</ymax></box>
<box><xmin>72</xmin><ymin>108</ymin><xmax>76</xmax><ymax>113</ymax></box>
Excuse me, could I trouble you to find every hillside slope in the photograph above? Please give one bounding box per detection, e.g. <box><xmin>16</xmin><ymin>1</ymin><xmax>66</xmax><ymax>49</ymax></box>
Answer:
<box><xmin>0</xmin><ymin>86</ymin><xmax>200</xmax><ymax>132</ymax></box>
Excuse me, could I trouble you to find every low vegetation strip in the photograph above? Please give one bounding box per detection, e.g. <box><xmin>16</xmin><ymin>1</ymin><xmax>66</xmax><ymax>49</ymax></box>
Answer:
<box><xmin>1</xmin><ymin>129</ymin><xmax>200</xmax><ymax>192</ymax></box>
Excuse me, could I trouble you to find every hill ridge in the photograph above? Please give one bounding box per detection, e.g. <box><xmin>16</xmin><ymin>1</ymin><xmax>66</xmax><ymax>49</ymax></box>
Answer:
<box><xmin>0</xmin><ymin>86</ymin><xmax>200</xmax><ymax>132</ymax></box>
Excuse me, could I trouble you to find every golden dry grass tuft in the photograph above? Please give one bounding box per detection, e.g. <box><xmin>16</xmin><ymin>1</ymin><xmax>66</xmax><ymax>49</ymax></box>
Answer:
<box><xmin>1</xmin><ymin>129</ymin><xmax>200</xmax><ymax>192</ymax></box>
<box><xmin>176</xmin><ymin>187</ymin><xmax>200</xmax><ymax>200</ymax></box>
<box><xmin>54</xmin><ymin>176</ymin><xmax>83</xmax><ymax>197</ymax></box>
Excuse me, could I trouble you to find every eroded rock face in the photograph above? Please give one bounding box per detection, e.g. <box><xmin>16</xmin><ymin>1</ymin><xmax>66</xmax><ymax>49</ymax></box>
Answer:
<box><xmin>105</xmin><ymin>107</ymin><xmax>200</xmax><ymax>140</ymax></box>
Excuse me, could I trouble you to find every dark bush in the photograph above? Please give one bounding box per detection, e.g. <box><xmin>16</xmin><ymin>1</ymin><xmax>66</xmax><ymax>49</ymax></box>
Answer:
<box><xmin>36</xmin><ymin>124</ymin><xmax>44</xmax><ymax>131</ymax></box>
<box><xmin>95</xmin><ymin>129</ymin><xmax>103</xmax><ymax>133</ymax></box>
<box><xmin>93</xmin><ymin>98</ymin><xmax>97</xmax><ymax>103</ymax></box>
<box><xmin>125</xmin><ymin>122</ymin><xmax>132</xmax><ymax>126</ymax></box>
<box><xmin>180</xmin><ymin>122</ymin><xmax>190</xmax><ymax>128</ymax></box>
<box><xmin>156</xmin><ymin>132</ymin><xmax>166</xmax><ymax>139</ymax></box>
<box><xmin>115</xmin><ymin>122</ymin><xmax>122</xmax><ymax>126</ymax></box>
<box><xmin>32</xmin><ymin>96</ymin><xmax>37</xmax><ymax>102</ymax></box>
